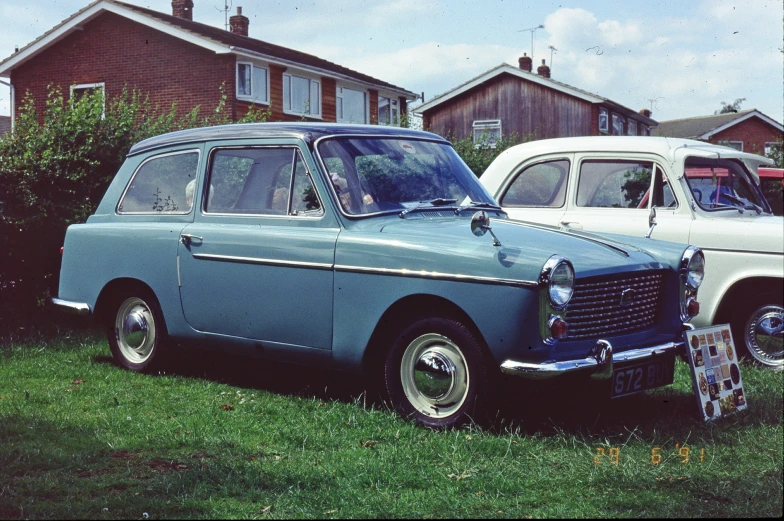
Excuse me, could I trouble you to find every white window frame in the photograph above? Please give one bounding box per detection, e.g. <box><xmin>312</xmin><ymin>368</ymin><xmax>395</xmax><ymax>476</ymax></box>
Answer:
<box><xmin>336</xmin><ymin>85</ymin><xmax>368</xmax><ymax>123</ymax></box>
<box><xmin>727</xmin><ymin>141</ymin><xmax>744</xmax><ymax>151</ymax></box>
<box><xmin>611</xmin><ymin>113</ymin><xmax>624</xmax><ymax>135</ymax></box>
<box><xmin>236</xmin><ymin>61</ymin><xmax>270</xmax><ymax>104</ymax></box>
<box><xmin>598</xmin><ymin>107</ymin><xmax>609</xmax><ymax>134</ymax></box>
<box><xmin>472</xmin><ymin>119</ymin><xmax>502</xmax><ymax>148</ymax></box>
<box><xmin>283</xmin><ymin>72</ymin><xmax>321</xmax><ymax>118</ymax></box>
<box><xmin>378</xmin><ymin>95</ymin><xmax>400</xmax><ymax>126</ymax></box>
<box><xmin>764</xmin><ymin>141</ymin><xmax>780</xmax><ymax>155</ymax></box>
<box><xmin>70</xmin><ymin>82</ymin><xmax>106</xmax><ymax>116</ymax></box>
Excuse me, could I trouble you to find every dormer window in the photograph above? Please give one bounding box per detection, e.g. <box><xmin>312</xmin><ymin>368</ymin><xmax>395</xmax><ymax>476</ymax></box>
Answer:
<box><xmin>236</xmin><ymin>62</ymin><xmax>269</xmax><ymax>104</ymax></box>
<box><xmin>598</xmin><ymin>108</ymin><xmax>609</xmax><ymax>134</ymax></box>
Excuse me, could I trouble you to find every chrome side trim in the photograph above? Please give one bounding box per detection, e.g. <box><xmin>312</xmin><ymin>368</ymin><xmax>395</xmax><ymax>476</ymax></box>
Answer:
<box><xmin>50</xmin><ymin>298</ymin><xmax>92</xmax><ymax>316</ymax></box>
<box><xmin>500</xmin><ymin>339</ymin><xmax>683</xmax><ymax>380</ymax></box>
<box><xmin>192</xmin><ymin>253</ymin><xmax>334</xmax><ymax>271</ymax></box>
<box><xmin>333</xmin><ymin>264</ymin><xmax>538</xmax><ymax>288</ymax></box>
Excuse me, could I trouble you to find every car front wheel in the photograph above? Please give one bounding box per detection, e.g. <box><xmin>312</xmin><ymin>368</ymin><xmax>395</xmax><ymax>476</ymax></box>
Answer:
<box><xmin>733</xmin><ymin>294</ymin><xmax>783</xmax><ymax>369</ymax></box>
<box><xmin>383</xmin><ymin>317</ymin><xmax>494</xmax><ymax>429</ymax></box>
<box><xmin>108</xmin><ymin>291</ymin><xmax>168</xmax><ymax>372</ymax></box>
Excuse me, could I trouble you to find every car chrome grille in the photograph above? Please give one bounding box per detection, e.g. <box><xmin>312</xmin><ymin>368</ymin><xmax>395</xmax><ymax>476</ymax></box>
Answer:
<box><xmin>565</xmin><ymin>271</ymin><xmax>665</xmax><ymax>339</ymax></box>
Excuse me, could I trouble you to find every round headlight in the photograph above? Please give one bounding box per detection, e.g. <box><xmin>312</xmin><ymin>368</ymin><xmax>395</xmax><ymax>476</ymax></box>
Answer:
<box><xmin>686</xmin><ymin>250</ymin><xmax>705</xmax><ymax>289</ymax></box>
<box><xmin>549</xmin><ymin>260</ymin><xmax>575</xmax><ymax>308</ymax></box>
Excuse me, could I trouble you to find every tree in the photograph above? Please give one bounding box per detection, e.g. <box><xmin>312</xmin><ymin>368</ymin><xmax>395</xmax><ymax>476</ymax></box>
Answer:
<box><xmin>0</xmin><ymin>85</ymin><xmax>270</xmax><ymax>330</ymax></box>
<box><xmin>715</xmin><ymin>98</ymin><xmax>746</xmax><ymax>114</ymax></box>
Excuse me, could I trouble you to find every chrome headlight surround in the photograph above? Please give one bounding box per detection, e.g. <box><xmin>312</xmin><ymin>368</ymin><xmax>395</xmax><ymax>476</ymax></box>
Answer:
<box><xmin>539</xmin><ymin>255</ymin><xmax>575</xmax><ymax>344</ymax></box>
<box><xmin>679</xmin><ymin>246</ymin><xmax>705</xmax><ymax>321</ymax></box>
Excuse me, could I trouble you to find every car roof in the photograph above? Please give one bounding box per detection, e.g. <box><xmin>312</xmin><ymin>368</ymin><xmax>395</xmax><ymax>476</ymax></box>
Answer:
<box><xmin>481</xmin><ymin>136</ymin><xmax>773</xmax><ymax>188</ymax></box>
<box><xmin>128</xmin><ymin>123</ymin><xmax>449</xmax><ymax>156</ymax></box>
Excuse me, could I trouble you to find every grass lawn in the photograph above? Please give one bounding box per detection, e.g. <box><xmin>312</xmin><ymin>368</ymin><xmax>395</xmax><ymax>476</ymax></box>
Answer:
<box><xmin>1</xmin><ymin>329</ymin><xmax>781</xmax><ymax>519</ymax></box>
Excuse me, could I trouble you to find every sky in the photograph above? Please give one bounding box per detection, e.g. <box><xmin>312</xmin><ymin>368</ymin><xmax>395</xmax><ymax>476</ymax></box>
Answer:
<box><xmin>0</xmin><ymin>0</ymin><xmax>782</xmax><ymax>124</ymax></box>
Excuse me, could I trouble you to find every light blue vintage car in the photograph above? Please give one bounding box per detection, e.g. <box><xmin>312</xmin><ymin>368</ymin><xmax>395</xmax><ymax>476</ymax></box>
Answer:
<box><xmin>52</xmin><ymin>123</ymin><xmax>704</xmax><ymax>428</ymax></box>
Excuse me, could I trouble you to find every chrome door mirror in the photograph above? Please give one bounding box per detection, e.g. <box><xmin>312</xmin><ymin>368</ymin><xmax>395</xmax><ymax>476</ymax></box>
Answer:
<box><xmin>645</xmin><ymin>207</ymin><xmax>657</xmax><ymax>238</ymax></box>
<box><xmin>470</xmin><ymin>211</ymin><xmax>502</xmax><ymax>247</ymax></box>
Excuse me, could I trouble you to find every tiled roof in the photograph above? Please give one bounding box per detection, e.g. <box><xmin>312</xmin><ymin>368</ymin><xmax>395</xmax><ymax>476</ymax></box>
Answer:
<box><xmin>653</xmin><ymin>109</ymin><xmax>758</xmax><ymax>138</ymax></box>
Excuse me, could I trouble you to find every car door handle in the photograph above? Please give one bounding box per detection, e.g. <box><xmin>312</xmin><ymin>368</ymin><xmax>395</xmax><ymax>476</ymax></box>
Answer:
<box><xmin>180</xmin><ymin>234</ymin><xmax>203</xmax><ymax>246</ymax></box>
<box><xmin>559</xmin><ymin>221</ymin><xmax>583</xmax><ymax>230</ymax></box>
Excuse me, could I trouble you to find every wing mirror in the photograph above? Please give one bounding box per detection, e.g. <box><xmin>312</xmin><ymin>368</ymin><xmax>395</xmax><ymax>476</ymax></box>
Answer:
<box><xmin>470</xmin><ymin>211</ymin><xmax>502</xmax><ymax>247</ymax></box>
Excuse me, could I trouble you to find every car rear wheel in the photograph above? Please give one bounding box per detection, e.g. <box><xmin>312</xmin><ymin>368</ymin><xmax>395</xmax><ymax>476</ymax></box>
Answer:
<box><xmin>107</xmin><ymin>290</ymin><xmax>168</xmax><ymax>372</ymax></box>
<box><xmin>383</xmin><ymin>316</ymin><xmax>494</xmax><ymax>429</ymax></box>
<box><xmin>733</xmin><ymin>293</ymin><xmax>783</xmax><ymax>369</ymax></box>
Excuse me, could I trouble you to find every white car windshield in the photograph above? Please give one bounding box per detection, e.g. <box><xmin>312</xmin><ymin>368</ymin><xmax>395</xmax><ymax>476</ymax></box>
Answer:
<box><xmin>684</xmin><ymin>158</ymin><xmax>771</xmax><ymax>214</ymax></box>
<box><xmin>316</xmin><ymin>137</ymin><xmax>496</xmax><ymax>216</ymax></box>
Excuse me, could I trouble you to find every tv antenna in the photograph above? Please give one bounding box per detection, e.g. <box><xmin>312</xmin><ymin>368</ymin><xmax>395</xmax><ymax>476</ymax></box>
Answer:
<box><xmin>215</xmin><ymin>0</ymin><xmax>233</xmax><ymax>31</ymax></box>
<box><xmin>647</xmin><ymin>97</ymin><xmax>664</xmax><ymax>111</ymax></box>
<box><xmin>518</xmin><ymin>24</ymin><xmax>544</xmax><ymax>61</ymax></box>
<box><xmin>548</xmin><ymin>45</ymin><xmax>558</xmax><ymax>71</ymax></box>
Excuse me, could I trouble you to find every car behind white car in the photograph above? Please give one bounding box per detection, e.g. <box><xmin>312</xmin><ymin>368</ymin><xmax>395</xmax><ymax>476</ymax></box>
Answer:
<box><xmin>481</xmin><ymin>136</ymin><xmax>783</xmax><ymax>368</ymax></box>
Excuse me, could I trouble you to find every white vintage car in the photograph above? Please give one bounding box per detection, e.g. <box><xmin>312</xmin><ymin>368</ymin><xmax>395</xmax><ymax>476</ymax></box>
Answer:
<box><xmin>481</xmin><ymin>136</ymin><xmax>783</xmax><ymax>368</ymax></box>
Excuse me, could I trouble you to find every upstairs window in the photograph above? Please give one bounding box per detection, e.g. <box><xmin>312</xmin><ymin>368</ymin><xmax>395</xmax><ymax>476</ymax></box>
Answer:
<box><xmin>283</xmin><ymin>73</ymin><xmax>321</xmax><ymax>117</ymax></box>
<box><xmin>472</xmin><ymin>119</ymin><xmax>502</xmax><ymax>148</ymax></box>
<box><xmin>611</xmin><ymin>113</ymin><xmax>625</xmax><ymax>135</ymax></box>
<box><xmin>628</xmin><ymin>120</ymin><xmax>638</xmax><ymax>136</ymax></box>
<box><xmin>598</xmin><ymin>108</ymin><xmax>609</xmax><ymax>134</ymax></box>
<box><xmin>378</xmin><ymin>96</ymin><xmax>400</xmax><ymax>126</ymax></box>
<box><xmin>336</xmin><ymin>86</ymin><xmax>367</xmax><ymax>123</ymax></box>
<box><xmin>236</xmin><ymin>62</ymin><xmax>269</xmax><ymax>104</ymax></box>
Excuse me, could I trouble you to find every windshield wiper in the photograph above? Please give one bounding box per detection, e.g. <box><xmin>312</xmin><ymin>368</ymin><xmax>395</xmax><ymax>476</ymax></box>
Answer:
<box><xmin>399</xmin><ymin>198</ymin><xmax>458</xmax><ymax>218</ymax></box>
<box><xmin>456</xmin><ymin>200</ymin><xmax>504</xmax><ymax>213</ymax></box>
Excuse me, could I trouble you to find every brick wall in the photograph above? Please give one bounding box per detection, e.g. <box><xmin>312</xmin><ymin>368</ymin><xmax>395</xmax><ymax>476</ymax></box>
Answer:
<box><xmin>710</xmin><ymin>116</ymin><xmax>784</xmax><ymax>155</ymax></box>
<box><xmin>12</xmin><ymin>12</ymin><xmax>233</xmax><ymax>121</ymax></box>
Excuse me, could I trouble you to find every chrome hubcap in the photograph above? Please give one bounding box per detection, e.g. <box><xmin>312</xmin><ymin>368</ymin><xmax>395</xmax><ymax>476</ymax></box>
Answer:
<box><xmin>115</xmin><ymin>297</ymin><xmax>156</xmax><ymax>364</ymax></box>
<box><xmin>401</xmin><ymin>333</ymin><xmax>469</xmax><ymax>419</ymax></box>
<box><xmin>745</xmin><ymin>305</ymin><xmax>784</xmax><ymax>368</ymax></box>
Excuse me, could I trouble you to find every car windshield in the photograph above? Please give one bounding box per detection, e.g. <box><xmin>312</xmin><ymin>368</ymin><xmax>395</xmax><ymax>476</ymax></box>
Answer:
<box><xmin>316</xmin><ymin>137</ymin><xmax>495</xmax><ymax>216</ymax></box>
<box><xmin>683</xmin><ymin>158</ymin><xmax>771</xmax><ymax>214</ymax></box>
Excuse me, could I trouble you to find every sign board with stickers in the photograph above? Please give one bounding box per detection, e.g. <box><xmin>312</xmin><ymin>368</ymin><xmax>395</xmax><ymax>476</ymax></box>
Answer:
<box><xmin>685</xmin><ymin>325</ymin><xmax>748</xmax><ymax>421</ymax></box>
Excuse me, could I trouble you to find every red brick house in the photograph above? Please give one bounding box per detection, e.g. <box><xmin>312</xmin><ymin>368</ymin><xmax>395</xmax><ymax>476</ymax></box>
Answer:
<box><xmin>653</xmin><ymin>109</ymin><xmax>783</xmax><ymax>156</ymax></box>
<box><xmin>414</xmin><ymin>56</ymin><xmax>657</xmax><ymax>146</ymax></box>
<box><xmin>0</xmin><ymin>0</ymin><xmax>416</xmax><ymax>128</ymax></box>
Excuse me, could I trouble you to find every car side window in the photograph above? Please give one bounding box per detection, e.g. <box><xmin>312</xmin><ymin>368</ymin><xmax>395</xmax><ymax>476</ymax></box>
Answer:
<box><xmin>577</xmin><ymin>160</ymin><xmax>653</xmax><ymax>208</ymax></box>
<box><xmin>652</xmin><ymin>166</ymin><xmax>677</xmax><ymax>208</ymax></box>
<box><xmin>205</xmin><ymin>147</ymin><xmax>321</xmax><ymax>216</ymax></box>
<box><xmin>499</xmin><ymin>159</ymin><xmax>569</xmax><ymax>207</ymax></box>
<box><xmin>118</xmin><ymin>151</ymin><xmax>200</xmax><ymax>214</ymax></box>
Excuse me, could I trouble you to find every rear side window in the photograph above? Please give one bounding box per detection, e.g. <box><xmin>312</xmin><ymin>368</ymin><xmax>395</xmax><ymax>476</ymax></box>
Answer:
<box><xmin>118</xmin><ymin>151</ymin><xmax>200</xmax><ymax>214</ymax></box>
<box><xmin>499</xmin><ymin>159</ymin><xmax>569</xmax><ymax>207</ymax></box>
<box><xmin>577</xmin><ymin>160</ymin><xmax>653</xmax><ymax>209</ymax></box>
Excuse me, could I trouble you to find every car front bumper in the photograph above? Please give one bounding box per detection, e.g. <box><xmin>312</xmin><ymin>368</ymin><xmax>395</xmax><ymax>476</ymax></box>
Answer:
<box><xmin>500</xmin><ymin>337</ymin><xmax>685</xmax><ymax>381</ymax></box>
<box><xmin>50</xmin><ymin>298</ymin><xmax>92</xmax><ymax>316</ymax></box>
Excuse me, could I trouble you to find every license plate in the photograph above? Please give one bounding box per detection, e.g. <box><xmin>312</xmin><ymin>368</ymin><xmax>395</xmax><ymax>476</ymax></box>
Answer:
<box><xmin>611</xmin><ymin>357</ymin><xmax>675</xmax><ymax>398</ymax></box>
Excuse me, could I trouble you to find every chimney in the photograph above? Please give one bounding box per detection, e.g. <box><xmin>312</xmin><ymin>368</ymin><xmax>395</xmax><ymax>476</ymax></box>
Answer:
<box><xmin>229</xmin><ymin>6</ymin><xmax>249</xmax><ymax>37</ymax></box>
<box><xmin>640</xmin><ymin>108</ymin><xmax>652</xmax><ymax>118</ymax></box>
<box><xmin>537</xmin><ymin>59</ymin><xmax>550</xmax><ymax>78</ymax></box>
<box><xmin>171</xmin><ymin>0</ymin><xmax>194</xmax><ymax>21</ymax></box>
<box><xmin>518</xmin><ymin>53</ymin><xmax>533</xmax><ymax>72</ymax></box>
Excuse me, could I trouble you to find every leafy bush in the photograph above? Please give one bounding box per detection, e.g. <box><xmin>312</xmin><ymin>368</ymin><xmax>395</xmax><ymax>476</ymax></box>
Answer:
<box><xmin>0</xmin><ymin>86</ymin><xmax>270</xmax><ymax>329</ymax></box>
<box><xmin>448</xmin><ymin>132</ymin><xmax>534</xmax><ymax>178</ymax></box>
